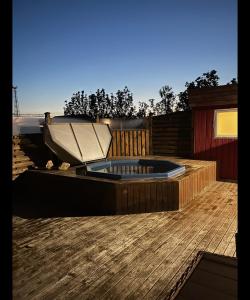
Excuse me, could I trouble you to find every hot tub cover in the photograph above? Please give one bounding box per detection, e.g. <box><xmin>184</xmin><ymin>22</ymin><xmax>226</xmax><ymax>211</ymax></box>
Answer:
<box><xmin>44</xmin><ymin>123</ymin><xmax>112</xmax><ymax>164</ymax></box>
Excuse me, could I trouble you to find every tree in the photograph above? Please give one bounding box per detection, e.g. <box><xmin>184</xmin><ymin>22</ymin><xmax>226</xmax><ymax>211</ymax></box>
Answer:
<box><xmin>64</xmin><ymin>90</ymin><xmax>89</xmax><ymax>116</ymax></box>
<box><xmin>227</xmin><ymin>78</ymin><xmax>238</xmax><ymax>85</ymax></box>
<box><xmin>137</xmin><ymin>101</ymin><xmax>149</xmax><ymax>118</ymax></box>
<box><xmin>148</xmin><ymin>98</ymin><xmax>157</xmax><ymax>116</ymax></box>
<box><xmin>176</xmin><ymin>69</ymin><xmax>220</xmax><ymax>111</ymax></box>
<box><xmin>63</xmin><ymin>70</ymin><xmax>237</xmax><ymax>118</ymax></box>
<box><xmin>88</xmin><ymin>93</ymin><xmax>98</xmax><ymax>119</ymax></box>
<box><xmin>159</xmin><ymin>85</ymin><xmax>176</xmax><ymax>114</ymax></box>
<box><xmin>64</xmin><ymin>86</ymin><xmax>137</xmax><ymax>119</ymax></box>
<box><xmin>113</xmin><ymin>86</ymin><xmax>136</xmax><ymax>118</ymax></box>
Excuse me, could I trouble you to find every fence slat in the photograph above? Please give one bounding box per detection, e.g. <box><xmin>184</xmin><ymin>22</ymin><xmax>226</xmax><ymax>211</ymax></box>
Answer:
<box><xmin>129</xmin><ymin>131</ymin><xmax>134</xmax><ymax>156</ymax></box>
<box><xmin>121</xmin><ymin>131</ymin><xmax>125</xmax><ymax>156</ymax></box>
<box><xmin>141</xmin><ymin>130</ymin><xmax>146</xmax><ymax>156</ymax></box>
<box><xmin>146</xmin><ymin>129</ymin><xmax>150</xmax><ymax>155</ymax></box>
<box><xmin>125</xmin><ymin>131</ymin><xmax>129</xmax><ymax>156</ymax></box>
<box><xmin>138</xmin><ymin>130</ymin><xmax>142</xmax><ymax>156</ymax></box>
<box><xmin>133</xmin><ymin>130</ymin><xmax>138</xmax><ymax>156</ymax></box>
<box><xmin>108</xmin><ymin>129</ymin><xmax>149</xmax><ymax>157</ymax></box>
<box><xmin>116</xmin><ymin>131</ymin><xmax>121</xmax><ymax>156</ymax></box>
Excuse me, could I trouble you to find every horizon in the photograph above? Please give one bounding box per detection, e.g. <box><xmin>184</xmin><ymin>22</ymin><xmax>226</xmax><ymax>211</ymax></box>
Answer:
<box><xmin>13</xmin><ymin>0</ymin><xmax>237</xmax><ymax>115</ymax></box>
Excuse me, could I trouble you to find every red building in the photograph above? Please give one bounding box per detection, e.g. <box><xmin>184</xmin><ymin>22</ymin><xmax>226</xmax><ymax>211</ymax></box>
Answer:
<box><xmin>189</xmin><ymin>84</ymin><xmax>237</xmax><ymax>180</ymax></box>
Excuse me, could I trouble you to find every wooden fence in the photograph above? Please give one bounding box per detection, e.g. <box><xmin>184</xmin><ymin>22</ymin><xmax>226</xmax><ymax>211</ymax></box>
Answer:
<box><xmin>13</xmin><ymin>129</ymin><xmax>151</xmax><ymax>179</ymax></box>
<box><xmin>108</xmin><ymin>129</ymin><xmax>151</xmax><ymax>157</ymax></box>
<box><xmin>152</xmin><ymin>111</ymin><xmax>193</xmax><ymax>157</ymax></box>
<box><xmin>13</xmin><ymin>114</ymin><xmax>194</xmax><ymax>180</ymax></box>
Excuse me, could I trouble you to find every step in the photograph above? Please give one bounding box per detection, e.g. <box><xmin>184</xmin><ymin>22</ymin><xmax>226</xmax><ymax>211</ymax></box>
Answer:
<box><xmin>13</xmin><ymin>150</ymin><xmax>26</xmax><ymax>156</ymax></box>
<box><xmin>13</xmin><ymin>156</ymin><xmax>31</xmax><ymax>163</ymax></box>
<box><xmin>12</xmin><ymin>167</ymin><xmax>29</xmax><ymax>176</ymax></box>
<box><xmin>13</xmin><ymin>161</ymin><xmax>34</xmax><ymax>169</ymax></box>
<box><xmin>12</xmin><ymin>175</ymin><xmax>19</xmax><ymax>180</ymax></box>
<box><xmin>13</xmin><ymin>145</ymin><xmax>21</xmax><ymax>151</ymax></box>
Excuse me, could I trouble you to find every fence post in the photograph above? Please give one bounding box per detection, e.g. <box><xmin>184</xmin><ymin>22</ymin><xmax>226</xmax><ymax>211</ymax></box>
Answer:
<box><xmin>148</xmin><ymin>115</ymin><xmax>153</xmax><ymax>155</ymax></box>
<box><xmin>44</xmin><ymin>112</ymin><xmax>52</xmax><ymax>125</ymax></box>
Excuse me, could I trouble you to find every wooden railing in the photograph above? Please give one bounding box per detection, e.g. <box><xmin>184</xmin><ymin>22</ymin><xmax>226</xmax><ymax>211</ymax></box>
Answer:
<box><xmin>108</xmin><ymin>129</ymin><xmax>151</xmax><ymax>157</ymax></box>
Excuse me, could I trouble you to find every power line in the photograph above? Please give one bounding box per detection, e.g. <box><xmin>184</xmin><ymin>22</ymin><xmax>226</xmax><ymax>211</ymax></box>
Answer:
<box><xmin>12</xmin><ymin>86</ymin><xmax>20</xmax><ymax>116</ymax></box>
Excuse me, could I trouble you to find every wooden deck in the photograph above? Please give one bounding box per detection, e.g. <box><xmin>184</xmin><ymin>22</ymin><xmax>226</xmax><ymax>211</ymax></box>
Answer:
<box><xmin>13</xmin><ymin>181</ymin><xmax>237</xmax><ymax>299</ymax></box>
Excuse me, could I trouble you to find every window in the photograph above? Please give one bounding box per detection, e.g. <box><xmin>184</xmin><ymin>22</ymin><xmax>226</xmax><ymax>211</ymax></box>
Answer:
<box><xmin>214</xmin><ymin>108</ymin><xmax>237</xmax><ymax>138</ymax></box>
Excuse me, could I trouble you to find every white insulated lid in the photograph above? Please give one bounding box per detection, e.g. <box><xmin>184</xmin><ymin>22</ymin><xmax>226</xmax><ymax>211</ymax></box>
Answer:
<box><xmin>45</xmin><ymin>123</ymin><xmax>112</xmax><ymax>164</ymax></box>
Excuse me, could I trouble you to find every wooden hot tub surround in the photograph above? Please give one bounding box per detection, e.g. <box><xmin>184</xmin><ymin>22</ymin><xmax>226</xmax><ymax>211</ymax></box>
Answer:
<box><xmin>14</xmin><ymin>156</ymin><xmax>216</xmax><ymax>215</ymax></box>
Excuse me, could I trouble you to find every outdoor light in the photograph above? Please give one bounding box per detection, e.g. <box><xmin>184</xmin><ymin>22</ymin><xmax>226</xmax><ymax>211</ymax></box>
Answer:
<box><xmin>103</xmin><ymin>119</ymin><xmax>111</xmax><ymax>125</ymax></box>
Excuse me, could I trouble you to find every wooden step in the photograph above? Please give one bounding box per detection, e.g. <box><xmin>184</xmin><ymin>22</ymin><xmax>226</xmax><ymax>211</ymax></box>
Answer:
<box><xmin>12</xmin><ymin>167</ymin><xmax>29</xmax><ymax>176</ymax></box>
<box><xmin>13</xmin><ymin>150</ymin><xmax>26</xmax><ymax>156</ymax></box>
<box><xmin>13</xmin><ymin>145</ymin><xmax>21</xmax><ymax>151</ymax></box>
<box><xmin>13</xmin><ymin>161</ymin><xmax>34</xmax><ymax>169</ymax></box>
<box><xmin>13</xmin><ymin>156</ymin><xmax>31</xmax><ymax>163</ymax></box>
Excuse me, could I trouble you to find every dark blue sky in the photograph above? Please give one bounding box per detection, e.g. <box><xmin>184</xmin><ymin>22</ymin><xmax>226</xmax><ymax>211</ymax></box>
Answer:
<box><xmin>13</xmin><ymin>0</ymin><xmax>237</xmax><ymax>114</ymax></box>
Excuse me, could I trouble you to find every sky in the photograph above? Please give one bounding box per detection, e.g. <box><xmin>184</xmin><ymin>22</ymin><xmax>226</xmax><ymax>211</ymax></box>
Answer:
<box><xmin>13</xmin><ymin>0</ymin><xmax>237</xmax><ymax>115</ymax></box>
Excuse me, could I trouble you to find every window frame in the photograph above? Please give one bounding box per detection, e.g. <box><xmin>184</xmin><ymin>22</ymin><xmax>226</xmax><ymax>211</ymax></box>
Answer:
<box><xmin>213</xmin><ymin>108</ymin><xmax>238</xmax><ymax>139</ymax></box>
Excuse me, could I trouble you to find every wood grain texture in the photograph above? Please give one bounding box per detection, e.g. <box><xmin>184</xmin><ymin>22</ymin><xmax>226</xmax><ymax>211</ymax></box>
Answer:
<box><xmin>14</xmin><ymin>156</ymin><xmax>216</xmax><ymax>214</ymax></box>
<box><xmin>13</xmin><ymin>181</ymin><xmax>237</xmax><ymax>299</ymax></box>
<box><xmin>108</xmin><ymin>129</ymin><xmax>150</xmax><ymax>157</ymax></box>
<box><xmin>152</xmin><ymin>112</ymin><xmax>192</xmax><ymax>158</ymax></box>
<box><xmin>188</xmin><ymin>84</ymin><xmax>237</xmax><ymax>108</ymax></box>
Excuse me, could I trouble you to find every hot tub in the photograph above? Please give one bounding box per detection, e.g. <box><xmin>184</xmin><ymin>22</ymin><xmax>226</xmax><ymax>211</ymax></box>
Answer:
<box><xmin>44</xmin><ymin>122</ymin><xmax>189</xmax><ymax>213</ymax></box>
<box><xmin>76</xmin><ymin>159</ymin><xmax>185</xmax><ymax>180</ymax></box>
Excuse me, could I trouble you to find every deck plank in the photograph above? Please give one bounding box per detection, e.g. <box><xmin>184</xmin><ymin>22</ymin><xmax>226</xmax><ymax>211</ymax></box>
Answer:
<box><xmin>145</xmin><ymin>183</ymin><xmax>237</xmax><ymax>299</ymax></box>
<box><xmin>13</xmin><ymin>181</ymin><xmax>237</xmax><ymax>300</ymax></box>
<box><xmin>127</xmin><ymin>184</ymin><xmax>236</xmax><ymax>299</ymax></box>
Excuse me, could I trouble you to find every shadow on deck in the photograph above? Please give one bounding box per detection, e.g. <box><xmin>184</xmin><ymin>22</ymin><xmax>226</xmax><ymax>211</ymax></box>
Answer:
<box><xmin>12</xmin><ymin>171</ymin><xmax>107</xmax><ymax>218</ymax></box>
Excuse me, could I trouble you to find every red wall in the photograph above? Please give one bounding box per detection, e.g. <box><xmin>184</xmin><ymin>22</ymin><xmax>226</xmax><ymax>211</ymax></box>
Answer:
<box><xmin>193</xmin><ymin>106</ymin><xmax>237</xmax><ymax>180</ymax></box>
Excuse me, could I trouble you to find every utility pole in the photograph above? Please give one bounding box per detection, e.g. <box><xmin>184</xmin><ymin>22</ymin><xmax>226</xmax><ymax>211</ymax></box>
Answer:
<box><xmin>12</xmin><ymin>86</ymin><xmax>20</xmax><ymax>116</ymax></box>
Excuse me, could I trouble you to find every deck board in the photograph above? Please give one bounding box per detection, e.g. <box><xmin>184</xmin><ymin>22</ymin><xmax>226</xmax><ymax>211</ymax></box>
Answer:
<box><xmin>129</xmin><ymin>189</ymin><xmax>236</xmax><ymax>299</ymax></box>
<box><xmin>13</xmin><ymin>181</ymin><xmax>237</xmax><ymax>299</ymax></box>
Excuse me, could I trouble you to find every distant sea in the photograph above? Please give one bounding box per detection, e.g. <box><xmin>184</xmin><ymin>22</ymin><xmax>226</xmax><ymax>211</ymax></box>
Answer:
<box><xmin>13</xmin><ymin>114</ymin><xmax>45</xmax><ymax>135</ymax></box>
<box><xmin>12</xmin><ymin>113</ymin><xmax>84</xmax><ymax>135</ymax></box>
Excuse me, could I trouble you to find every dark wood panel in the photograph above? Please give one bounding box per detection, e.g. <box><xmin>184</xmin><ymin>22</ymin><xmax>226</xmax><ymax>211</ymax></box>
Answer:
<box><xmin>152</xmin><ymin>112</ymin><xmax>192</xmax><ymax>157</ymax></box>
<box><xmin>189</xmin><ymin>84</ymin><xmax>237</xmax><ymax>108</ymax></box>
